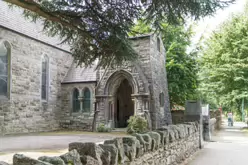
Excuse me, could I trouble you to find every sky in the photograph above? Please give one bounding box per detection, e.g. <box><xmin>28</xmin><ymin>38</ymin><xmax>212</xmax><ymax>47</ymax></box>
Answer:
<box><xmin>191</xmin><ymin>0</ymin><xmax>247</xmax><ymax>48</ymax></box>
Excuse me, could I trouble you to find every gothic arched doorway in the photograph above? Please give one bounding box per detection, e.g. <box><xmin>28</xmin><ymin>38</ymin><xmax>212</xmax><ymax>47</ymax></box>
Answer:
<box><xmin>114</xmin><ymin>79</ymin><xmax>134</xmax><ymax>128</ymax></box>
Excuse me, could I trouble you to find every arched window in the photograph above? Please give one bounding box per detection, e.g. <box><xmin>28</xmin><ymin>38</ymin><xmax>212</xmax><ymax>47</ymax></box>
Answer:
<box><xmin>41</xmin><ymin>55</ymin><xmax>49</xmax><ymax>101</ymax></box>
<box><xmin>72</xmin><ymin>88</ymin><xmax>80</xmax><ymax>112</ymax></box>
<box><xmin>83</xmin><ymin>88</ymin><xmax>91</xmax><ymax>112</ymax></box>
<box><xmin>159</xmin><ymin>92</ymin><xmax>164</xmax><ymax>107</ymax></box>
<box><xmin>0</xmin><ymin>41</ymin><xmax>11</xmax><ymax>99</ymax></box>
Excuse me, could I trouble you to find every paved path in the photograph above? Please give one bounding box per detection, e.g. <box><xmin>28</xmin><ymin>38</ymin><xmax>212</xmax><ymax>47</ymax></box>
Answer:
<box><xmin>188</xmin><ymin>121</ymin><xmax>248</xmax><ymax>165</ymax></box>
<box><xmin>0</xmin><ymin>131</ymin><xmax>126</xmax><ymax>163</ymax></box>
<box><xmin>0</xmin><ymin>132</ymin><xmax>125</xmax><ymax>152</ymax></box>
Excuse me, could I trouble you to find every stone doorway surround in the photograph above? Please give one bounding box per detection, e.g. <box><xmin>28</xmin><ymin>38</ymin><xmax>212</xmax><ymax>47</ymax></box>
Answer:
<box><xmin>95</xmin><ymin>69</ymin><xmax>151</xmax><ymax>129</ymax></box>
<box><xmin>104</xmin><ymin>70</ymin><xmax>137</xmax><ymax>128</ymax></box>
<box><xmin>114</xmin><ymin>79</ymin><xmax>134</xmax><ymax>128</ymax></box>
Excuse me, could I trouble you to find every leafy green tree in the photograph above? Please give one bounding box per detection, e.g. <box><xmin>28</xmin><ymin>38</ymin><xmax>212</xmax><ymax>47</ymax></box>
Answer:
<box><xmin>4</xmin><ymin>0</ymin><xmax>233</xmax><ymax>67</ymax></box>
<box><xmin>131</xmin><ymin>20</ymin><xmax>199</xmax><ymax>108</ymax></box>
<box><xmin>199</xmin><ymin>8</ymin><xmax>248</xmax><ymax>115</ymax></box>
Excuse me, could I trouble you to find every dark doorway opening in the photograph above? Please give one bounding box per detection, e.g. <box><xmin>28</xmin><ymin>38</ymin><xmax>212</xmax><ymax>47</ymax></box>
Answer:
<box><xmin>115</xmin><ymin>79</ymin><xmax>134</xmax><ymax>128</ymax></box>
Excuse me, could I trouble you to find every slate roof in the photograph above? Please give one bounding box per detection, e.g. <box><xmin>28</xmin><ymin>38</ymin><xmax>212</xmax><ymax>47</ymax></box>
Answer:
<box><xmin>0</xmin><ymin>1</ymin><xmax>70</xmax><ymax>51</ymax></box>
<box><xmin>62</xmin><ymin>63</ymin><xmax>97</xmax><ymax>83</ymax></box>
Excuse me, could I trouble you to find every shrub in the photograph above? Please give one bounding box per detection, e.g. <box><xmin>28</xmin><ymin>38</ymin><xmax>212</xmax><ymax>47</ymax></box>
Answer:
<box><xmin>97</xmin><ymin>123</ymin><xmax>111</xmax><ymax>132</ymax></box>
<box><xmin>68</xmin><ymin>160</ymin><xmax>74</xmax><ymax>165</ymax></box>
<box><xmin>127</xmin><ymin>115</ymin><xmax>148</xmax><ymax>134</ymax></box>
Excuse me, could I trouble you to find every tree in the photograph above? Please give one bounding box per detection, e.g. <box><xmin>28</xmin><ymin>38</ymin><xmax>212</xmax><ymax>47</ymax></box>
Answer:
<box><xmin>4</xmin><ymin>0</ymin><xmax>233</xmax><ymax>67</ymax></box>
<box><xmin>199</xmin><ymin>8</ymin><xmax>248</xmax><ymax>117</ymax></box>
<box><xmin>131</xmin><ymin>20</ymin><xmax>199</xmax><ymax>109</ymax></box>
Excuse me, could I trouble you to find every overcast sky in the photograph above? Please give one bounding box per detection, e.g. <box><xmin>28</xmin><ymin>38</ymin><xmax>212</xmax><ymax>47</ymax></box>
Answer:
<box><xmin>191</xmin><ymin>0</ymin><xmax>247</xmax><ymax>47</ymax></box>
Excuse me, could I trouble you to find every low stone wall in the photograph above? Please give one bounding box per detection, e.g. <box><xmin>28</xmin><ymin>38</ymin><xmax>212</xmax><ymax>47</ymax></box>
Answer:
<box><xmin>210</xmin><ymin>110</ymin><xmax>222</xmax><ymax>130</ymax></box>
<box><xmin>2</xmin><ymin>122</ymin><xmax>200</xmax><ymax>165</ymax></box>
<box><xmin>171</xmin><ymin>110</ymin><xmax>185</xmax><ymax>124</ymax></box>
<box><xmin>209</xmin><ymin>118</ymin><xmax>217</xmax><ymax>133</ymax></box>
<box><xmin>59</xmin><ymin>116</ymin><xmax>93</xmax><ymax>131</ymax></box>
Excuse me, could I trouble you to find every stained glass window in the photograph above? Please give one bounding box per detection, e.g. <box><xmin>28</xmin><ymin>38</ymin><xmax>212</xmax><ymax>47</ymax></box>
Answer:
<box><xmin>0</xmin><ymin>41</ymin><xmax>10</xmax><ymax>98</ymax></box>
<box><xmin>83</xmin><ymin>88</ymin><xmax>91</xmax><ymax>112</ymax></box>
<box><xmin>72</xmin><ymin>88</ymin><xmax>80</xmax><ymax>112</ymax></box>
<box><xmin>41</xmin><ymin>56</ymin><xmax>49</xmax><ymax>100</ymax></box>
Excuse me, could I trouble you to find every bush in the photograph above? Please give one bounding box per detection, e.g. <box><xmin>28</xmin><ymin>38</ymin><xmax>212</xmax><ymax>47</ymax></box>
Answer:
<box><xmin>68</xmin><ymin>160</ymin><xmax>74</xmax><ymax>165</ymax></box>
<box><xmin>127</xmin><ymin>115</ymin><xmax>148</xmax><ymax>134</ymax></box>
<box><xmin>97</xmin><ymin>123</ymin><xmax>111</xmax><ymax>132</ymax></box>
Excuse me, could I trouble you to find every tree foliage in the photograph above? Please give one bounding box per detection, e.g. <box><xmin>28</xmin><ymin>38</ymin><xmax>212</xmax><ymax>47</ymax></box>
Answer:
<box><xmin>199</xmin><ymin>8</ymin><xmax>248</xmax><ymax>112</ymax></box>
<box><xmin>4</xmin><ymin>0</ymin><xmax>233</xmax><ymax>67</ymax></box>
<box><xmin>131</xmin><ymin>20</ymin><xmax>199</xmax><ymax>108</ymax></box>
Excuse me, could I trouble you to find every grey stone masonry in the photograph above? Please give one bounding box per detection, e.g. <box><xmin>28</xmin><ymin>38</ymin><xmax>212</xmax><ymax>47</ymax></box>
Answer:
<box><xmin>0</xmin><ymin>1</ymin><xmax>70</xmax><ymax>51</ymax></box>
<box><xmin>60</xmin><ymin>83</ymin><xmax>96</xmax><ymax>131</ymax></box>
<box><xmin>0</xmin><ymin>3</ymin><xmax>173</xmax><ymax>134</ymax></box>
<box><xmin>149</xmin><ymin>35</ymin><xmax>172</xmax><ymax>127</ymax></box>
<box><xmin>95</xmin><ymin>34</ymin><xmax>172</xmax><ymax>129</ymax></box>
<box><xmin>0</xmin><ymin>27</ymin><xmax>73</xmax><ymax>134</ymax></box>
<box><xmin>11</xmin><ymin>122</ymin><xmax>200</xmax><ymax>165</ymax></box>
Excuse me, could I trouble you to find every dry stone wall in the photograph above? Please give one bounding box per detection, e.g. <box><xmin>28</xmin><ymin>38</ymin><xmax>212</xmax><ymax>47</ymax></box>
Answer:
<box><xmin>7</xmin><ymin>122</ymin><xmax>200</xmax><ymax>165</ymax></box>
<box><xmin>210</xmin><ymin>110</ymin><xmax>222</xmax><ymax>130</ymax></box>
<box><xmin>171</xmin><ymin>110</ymin><xmax>185</xmax><ymax>124</ymax></box>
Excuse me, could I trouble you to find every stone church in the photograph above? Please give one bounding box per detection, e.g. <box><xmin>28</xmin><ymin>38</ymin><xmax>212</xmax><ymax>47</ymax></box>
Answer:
<box><xmin>0</xmin><ymin>1</ymin><xmax>172</xmax><ymax>135</ymax></box>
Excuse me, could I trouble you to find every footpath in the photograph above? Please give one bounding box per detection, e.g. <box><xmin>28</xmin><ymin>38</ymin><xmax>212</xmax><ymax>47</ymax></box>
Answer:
<box><xmin>188</xmin><ymin>121</ymin><xmax>248</xmax><ymax>165</ymax></box>
<box><xmin>0</xmin><ymin>131</ymin><xmax>124</xmax><ymax>163</ymax></box>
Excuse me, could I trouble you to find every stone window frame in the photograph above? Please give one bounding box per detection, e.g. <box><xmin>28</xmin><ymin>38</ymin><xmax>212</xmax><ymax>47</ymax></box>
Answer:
<box><xmin>41</xmin><ymin>55</ymin><xmax>50</xmax><ymax>102</ymax></box>
<box><xmin>72</xmin><ymin>87</ymin><xmax>80</xmax><ymax>113</ymax></box>
<box><xmin>0</xmin><ymin>40</ymin><xmax>11</xmax><ymax>101</ymax></box>
<box><xmin>70</xmin><ymin>86</ymin><xmax>94</xmax><ymax>114</ymax></box>
<box><xmin>82</xmin><ymin>87</ymin><xmax>91</xmax><ymax>113</ymax></box>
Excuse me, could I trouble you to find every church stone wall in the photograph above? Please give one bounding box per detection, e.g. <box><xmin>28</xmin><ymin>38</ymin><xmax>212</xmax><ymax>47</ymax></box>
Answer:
<box><xmin>149</xmin><ymin>35</ymin><xmax>172</xmax><ymax>128</ymax></box>
<box><xmin>0</xmin><ymin>27</ymin><xmax>73</xmax><ymax>134</ymax></box>
<box><xmin>60</xmin><ymin>83</ymin><xmax>96</xmax><ymax>131</ymax></box>
<box><xmin>95</xmin><ymin>35</ymin><xmax>172</xmax><ymax>129</ymax></box>
<box><xmin>95</xmin><ymin>37</ymin><xmax>152</xmax><ymax>125</ymax></box>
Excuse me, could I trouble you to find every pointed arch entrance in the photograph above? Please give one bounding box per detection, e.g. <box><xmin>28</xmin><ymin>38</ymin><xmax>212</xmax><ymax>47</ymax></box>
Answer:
<box><xmin>115</xmin><ymin>79</ymin><xmax>134</xmax><ymax>127</ymax></box>
<box><xmin>104</xmin><ymin>70</ymin><xmax>137</xmax><ymax>128</ymax></box>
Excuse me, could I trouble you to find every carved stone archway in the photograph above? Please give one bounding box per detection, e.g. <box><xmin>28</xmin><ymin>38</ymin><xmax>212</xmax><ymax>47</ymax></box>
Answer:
<box><xmin>104</xmin><ymin>69</ymin><xmax>138</xmax><ymax>96</ymax></box>
<box><xmin>103</xmin><ymin>70</ymin><xmax>138</xmax><ymax>128</ymax></box>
